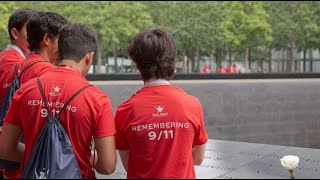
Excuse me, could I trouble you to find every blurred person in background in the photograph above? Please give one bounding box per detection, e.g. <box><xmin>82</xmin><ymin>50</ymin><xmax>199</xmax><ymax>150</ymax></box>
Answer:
<box><xmin>202</xmin><ymin>65</ymin><xmax>210</xmax><ymax>73</ymax></box>
<box><xmin>232</xmin><ymin>64</ymin><xmax>238</xmax><ymax>73</ymax></box>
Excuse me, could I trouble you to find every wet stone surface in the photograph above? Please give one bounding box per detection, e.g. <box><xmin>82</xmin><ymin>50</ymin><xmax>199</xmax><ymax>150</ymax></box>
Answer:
<box><xmin>96</xmin><ymin>139</ymin><xmax>320</xmax><ymax>179</ymax></box>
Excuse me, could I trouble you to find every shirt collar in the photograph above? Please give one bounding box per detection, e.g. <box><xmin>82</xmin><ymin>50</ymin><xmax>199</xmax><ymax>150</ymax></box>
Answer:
<box><xmin>6</xmin><ymin>44</ymin><xmax>26</xmax><ymax>58</ymax></box>
<box><xmin>144</xmin><ymin>79</ymin><xmax>170</xmax><ymax>87</ymax></box>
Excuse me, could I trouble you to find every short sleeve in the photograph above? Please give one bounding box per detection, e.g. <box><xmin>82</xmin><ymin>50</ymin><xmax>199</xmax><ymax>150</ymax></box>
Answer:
<box><xmin>93</xmin><ymin>96</ymin><xmax>116</xmax><ymax>138</ymax></box>
<box><xmin>114</xmin><ymin>106</ymin><xmax>129</xmax><ymax>150</ymax></box>
<box><xmin>193</xmin><ymin>102</ymin><xmax>208</xmax><ymax>145</ymax></box>
<box><xmin>4</xmin><ymin>89</ymin><xmax>22</xmax><ymax>126</ymax></box>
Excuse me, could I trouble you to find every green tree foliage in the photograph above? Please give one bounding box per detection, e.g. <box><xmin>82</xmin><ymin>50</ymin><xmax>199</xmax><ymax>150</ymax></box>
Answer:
<box><xmin>264</xmin><ymin>1</ymin><xmax>320</xmax><ymax>72</ymax></box>
<box><xmin>0</xmin><ymin>2</ymin><xmax>17</xmax><ymax>49</ymax></box>
<box><xmin>2</xmin><ymin>1</ymin><xmax>153</xmax><ymax>73</ymax></box>
<box><xmin>1</xmin><ymin>1</ymin><xmax>320</xmax><ymax>73</ymax></box>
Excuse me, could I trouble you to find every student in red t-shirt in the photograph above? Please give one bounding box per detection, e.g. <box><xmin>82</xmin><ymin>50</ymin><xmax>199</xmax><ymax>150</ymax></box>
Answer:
<box><xmin>0</xmin><ymin>11</ymin><xmax>69</xmax><ymax>179</ymax></box>
<box><xmin>232</xmin><ymin>64</ymin><xmax>239</xmax><ymax>74</ymax></box>
<box><xmin>225</xmin><ymin>64</ymin><xmax>231</xmax><ymax>73</ymax></box>
<box><xmin>0</xmin><ymin>11</ymin><xmax>69</xmax><ymax>110</ymax></box>
<box><xmin>217</xmin><ymin>65</ymin><xmax>226</xmax><ymax>73</ymax></box>
<box><xmin>0</xmin><ymin>8</ymin><xmax>36</xmax><ymax>78</ymax></box>
<box><xmin>0</xmin><ymin>23</ymin><xmax>116</xmax><ymax>178</ymax></box>
<box><xmin>115</xmin><ymin>28</ymin><xmax>208</xmax><ymax>179</ymax></box>
<box><xmin>202</xmin><ymin>65</ymin><xmax>210</xmax><ymax>73</ymax></box>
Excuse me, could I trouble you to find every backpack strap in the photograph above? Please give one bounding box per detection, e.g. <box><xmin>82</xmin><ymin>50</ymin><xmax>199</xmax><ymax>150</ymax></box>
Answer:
<box><xmin>56</xmin><ymin>84</ymin><xmax>92</xmax><ymax>118</ymax></box>
<box><xmin>37</xmin><ymin>78</ymin><xmax>50</xmax><ymax>117</ymax></box>
<box><xmin>19</xmin><ymin>60</ymin><xmax>47</xmax><ymax>78</ymax></box>
<box><xmin>13</xmin><ymin>64</ymin><xmax>19</xmax><ymax>80</ymax></box>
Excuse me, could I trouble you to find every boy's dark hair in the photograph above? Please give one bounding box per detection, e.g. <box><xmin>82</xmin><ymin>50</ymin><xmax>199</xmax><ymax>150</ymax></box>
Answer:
<box><xmin>127</xmin><ymin>28</ymin><xmax>177</xmax><ymax>81</ymax></box>
<box><xmin>58</xmin><ymin>23</ymin><xmax>97</xmax><ymax>62</ymax></box>
<box><xmin>27</xmin><ymin>11</ymin><xmax>69</xmax><ymax>51</ymax></box>
<box><xmin>8</xmin><ymin>8</ymin><xmax>36</xmax><ymax>40</ymax></box>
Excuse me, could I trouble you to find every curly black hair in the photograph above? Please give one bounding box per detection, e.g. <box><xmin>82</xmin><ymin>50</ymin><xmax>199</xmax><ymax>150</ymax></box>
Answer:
<box><xmin>26</xmin><ymin>11</ymin><xmax>69</xmax><ymax>51</ymax></box>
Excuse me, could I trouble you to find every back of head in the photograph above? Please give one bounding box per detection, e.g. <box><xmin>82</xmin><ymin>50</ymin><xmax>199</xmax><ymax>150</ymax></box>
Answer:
<box><xmin>8</xmin><ymin>8</ymin><xmax>35</xmax><ymax>40</ymax></box>
<box><xmin>58</xmin><ymin>23</ymin><xmax>97</xmax><ymax>62</ymax></box>
<box><xmin>27</xmin><ymin>11</ymin><xmax>69</xmax><ymax>51</ymax></box>
<box><xmin>127</xmin><ymin>27</ymin><xmax>177</xmax><ymax>81</ymax></box>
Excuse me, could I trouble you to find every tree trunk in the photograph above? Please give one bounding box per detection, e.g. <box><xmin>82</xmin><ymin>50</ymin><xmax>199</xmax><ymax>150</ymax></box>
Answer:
<box><xmin>281</xmin><ymin>50</ymin><xmax>285</xmax><ymax>72</ymax></box>
<box><xmin>309</xmin><ymin>49</ymin><xmax>313</xmax><ymax>72</ymax></box>
<box><xmin>196</xmin><ymin>47</ymin><xmax>200</xmax><ymax>73</ymax></box>
<box><xmin>287</xmin><ymin>1</ymin><xmax>298</xmax><ymax>72</ymax></box>
<box><xmin>303</xmin><ymin>50</ymin><xmax>306</xmax><ymax>72</ymax></box>
<box><xmin>113</xmin><ymin>45</ymin><xmax>118</xmax><ymax>73</ymax></box>
<box><xmin>289</xmin><ymin>32</ymin><xmax>296</xmax><ymax>72</ymax></box>
<box><xmin>259</xmin><ymin>61</ymin><xmax>263</xmax><ymax>72</ymax></box>
<box><xmin>96</xmin><ymin>38</ymin><xmax>102</xmax><ymax>73</ymax></box>
<box><xmin>191</xmin><ymin>49</ymin><xmax>195</xmax><ymax>72</ymax></box>
<box><xmin>106</xmin><ymin>54</ymin><xmax>109</xmax><ymax>73</ymax></box>
<box><xmin>183</xmin><ymin>49</ymin><xmax>188</xmax><ymax>73</ymax></box>
<box><xmin>245</xmin><ymin>47</ymin><xmax>249</xmax><ymax>72</ymax></box>
<box><xmin>215</xmin><ymin>48</ymin><xmax>219</xmax><ymax>72</ymax></box>
<box><xmin>248</xmin><ymin>48</ymin><xmax>252</xmax><ymax>70</ymax></box>
<box><xmin>218</xmin><ymin>48</ymin><xmax>222</xmax><ymax>68</ymax></box>
<box><xmin>228</xmin><ymin>47</ymin><xmax>232</xmax><ymax>66</ymax></box>
<box><xmin>215</xmin><ymin>48</ymin><xmax>222</xmax><ymax>72</ymax></box>
<box><xmin>268</xmin><ymin>47</ymin><xmax>272</xmax><ymax>72</ymax></box>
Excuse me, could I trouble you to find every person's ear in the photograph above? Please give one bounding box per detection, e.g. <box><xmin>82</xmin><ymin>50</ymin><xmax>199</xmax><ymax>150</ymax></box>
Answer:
<box><xmin>10</xmin><ymin>28</ymin><xmax>19</xmax><ymax>40</ymax></box>
<box><xmin>81</xmin><ymin>52</ymin><xmax>94</xmax><ymax>76</ymax></box>
<box><xmin>85</xmin><ymin>52</ymin><xmax>94</xmax><ymax>67</ymax></box>
<box><xmin>43</xmin><ymin>33</ymin><xmax>50</xmax><ymax>46</ymax></box>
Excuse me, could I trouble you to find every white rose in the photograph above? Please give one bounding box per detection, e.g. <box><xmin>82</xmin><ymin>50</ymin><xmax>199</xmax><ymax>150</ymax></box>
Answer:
<box><xmin>280</xmin><ymin>155</ymin><xmax>299</xmax><ymax>170</ymax></box>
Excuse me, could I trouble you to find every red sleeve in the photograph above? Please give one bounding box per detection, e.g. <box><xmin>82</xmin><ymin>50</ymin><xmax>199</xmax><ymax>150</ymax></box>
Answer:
<box><xmin>193</xmin><ymin>101</ymin><xmax>208</xmax><ymax>145</ymax></box>
<box><xmin>115</xmin><ymin>105</ymin><xmax>129</xmax><ymax>150</ymax></box>
<box><xmin>93</xmin><ymin>96</ymin><xmax>116</xmax><ymax>138</ymax></box>
<box><xmin>4</xmin><ymin>88</ymin><xmax>22</xmax><ymax>127</ymax></box>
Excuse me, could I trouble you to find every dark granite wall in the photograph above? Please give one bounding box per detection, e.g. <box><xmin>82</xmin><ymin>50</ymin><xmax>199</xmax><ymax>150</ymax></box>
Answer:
<box><xmin>92</xmin><ymin>79</ymin><xmax>320</xmax><ymax>148</ymax></box>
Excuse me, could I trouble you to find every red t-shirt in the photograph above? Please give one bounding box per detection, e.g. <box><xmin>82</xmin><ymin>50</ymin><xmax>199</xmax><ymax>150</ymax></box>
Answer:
<box><xmin>218</xmin><ymin>67</ymin><xmax>226</xmax><ymax>73</ymax></box>
<box><xmin>225</xmin><ymin>66</ymin><xmax>231</xmax><ymax>73</ymax></box>
<box><xmin>203</xmin><ymin>66</ymin><xmax>210</xmax><ymax>73</ymax></box>
<box><xmin>115</xmin><ymin>85</ymin><xmax>208</xmax><ymax>179</ymax></box>
<box><xmin>232</xmin><ymin>66</ymin><xmax>238</xmax><ymax>73</ymax></box>
<box><xmin>0</xmin><ymin>53</ymin><xmax>54</xmax><ymax>106</ymax></box>
<box><xmin>4</xmin><ymin>66</ymin><xmax>116</xmax><ymax>179</ymax></box>
<box><xmin>0</xmin><ymin>49</ymin><xmax>25</xmax><ymax>78</ymax></box>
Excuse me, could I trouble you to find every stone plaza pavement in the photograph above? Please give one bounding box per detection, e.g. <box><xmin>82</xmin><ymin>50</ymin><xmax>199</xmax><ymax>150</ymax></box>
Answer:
<box><xmin>96</xmin><ymin>139</ymin><xmax>320</xmax><ymax>179</ymax></box>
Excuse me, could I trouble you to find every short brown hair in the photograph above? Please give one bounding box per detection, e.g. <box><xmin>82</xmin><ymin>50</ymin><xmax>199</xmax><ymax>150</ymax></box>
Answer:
<box><xmin>127</xmin><ymin>28</ymin><xmax>177</xmax><ymax>81</ymax></box>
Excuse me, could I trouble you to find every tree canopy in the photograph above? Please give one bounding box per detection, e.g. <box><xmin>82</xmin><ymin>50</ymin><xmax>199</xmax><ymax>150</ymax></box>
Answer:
<box><xmin>1</xmin><ymin>1</ymin><xmax>320</xmax><ymax>72</ymax></box>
